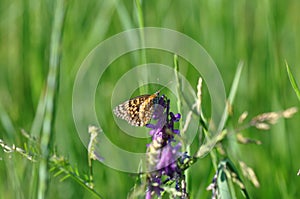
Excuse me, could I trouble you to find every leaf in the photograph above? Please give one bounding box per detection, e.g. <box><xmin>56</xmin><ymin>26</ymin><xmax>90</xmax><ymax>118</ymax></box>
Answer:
<box><xmin>53</xmin><ymin>170</ymin><xmax>64</xmax><ymax>177</ymax></box>
<box><xmin>218</xmin><ymin>169</ymin><xmax>232</xmax><ymax>199</ymax></box>
<box><xmin>285</xmin><ymin>61</ymin><xmax>300</xmax><ymax>101</ymax></box>
<box><xmin>217</xmin><ymin>159</ymin><xmax>250</xmax><ymax>199</ymax></box>
<box><xmin>228</xmin><ymin>61</ymin><xmax>244</xmax><ymax>105</ymax></box>
<box><xmin>60</xmin><ymin>174</ymin><xmax>71</xmax><ymax>182</ymax></box>
<box><xmin>219</xmin><ymin>61</ymin><xmax>244</xmax><ymax>134</ymax></box>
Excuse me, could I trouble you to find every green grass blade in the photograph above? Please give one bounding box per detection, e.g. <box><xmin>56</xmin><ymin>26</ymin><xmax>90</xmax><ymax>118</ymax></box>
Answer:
<box><xmin>37</xmin><ymin>1</ymin><xmax>67</xmax><ymax>198</ymax></box>
<box><xmin>0</xmin><ymin>102</ymin><xmax>16</xmax><ymax>140</ymax></box>
<box><xmin>135</xmin><ymin>0</ymin><xmax>144</xmax><ymax>28</ymax></box>
<box><xmin>228</xmin><ymin>61</ymin><xmax>244</xmax><ymax>105</ymax></box>
<box><xmin>30</xmin><ymin>91</ymin><xmax>46</xmax><ymax>138</ymax></box>
<box><xmin>216</xmin><ymin>61</ymin><xmax>244</xmax><ymax>140</ymax></box>
<box><xmin>218</xmin><ymin>170</ymin><xmax>231</xmax><ymax>199</ymax></box>
<box><xmin>285</xmin><ymin>61</ymin><xmax>300</xmax><ymax>101</ymax></box>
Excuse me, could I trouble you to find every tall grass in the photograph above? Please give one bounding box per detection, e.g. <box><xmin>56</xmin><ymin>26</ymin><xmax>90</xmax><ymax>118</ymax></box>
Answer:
<box><xmin>0</xmin><ymin>0</ymin><xmax>299</xmax><ymax>198</ymax></box>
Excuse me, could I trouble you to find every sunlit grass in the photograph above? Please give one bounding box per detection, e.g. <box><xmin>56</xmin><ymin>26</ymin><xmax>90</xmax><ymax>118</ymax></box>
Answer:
<box><xmin>0</xmin><ymin>0</ymin><xmax>300</xmax><ymax>198</ymax></box>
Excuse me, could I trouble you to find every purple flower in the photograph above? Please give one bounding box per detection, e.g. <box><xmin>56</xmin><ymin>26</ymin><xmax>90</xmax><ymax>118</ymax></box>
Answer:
<box><xmin>156</xmin><ymin>142</ymin><xmax>181</xmax><ymax>176</ymax></box>
<box><xmin>145</xmin><ymin>176</ymin><xmax>164</xmax><ymax>199</ymax></box>
<box><xmin>145</xmin><ymin>95</ymin><xmax>187</xmax><ymax>198</ymax></box>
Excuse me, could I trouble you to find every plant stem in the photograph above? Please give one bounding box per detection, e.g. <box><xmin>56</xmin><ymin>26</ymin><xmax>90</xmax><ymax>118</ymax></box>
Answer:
<box><xmin>37</xmin><ymin>1</ymin><xmax>67</xmax><ymax>198</ymax></box>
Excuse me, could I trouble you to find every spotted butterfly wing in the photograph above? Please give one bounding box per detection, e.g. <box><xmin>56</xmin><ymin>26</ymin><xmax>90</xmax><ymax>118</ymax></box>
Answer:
<box><xmin>113</xmin><ymin>92</ymin><xmax>159</xmax><ymax>126</ymax></box>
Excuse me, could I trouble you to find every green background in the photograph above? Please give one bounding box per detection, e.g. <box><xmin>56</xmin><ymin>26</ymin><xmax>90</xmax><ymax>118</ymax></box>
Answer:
<box><xmin>0</xmin><ymin>0</ymin><xmax>299</xmax><ymax>198</ymax></box>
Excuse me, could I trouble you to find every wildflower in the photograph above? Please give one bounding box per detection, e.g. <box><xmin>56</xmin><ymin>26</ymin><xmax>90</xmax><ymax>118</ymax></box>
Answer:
<box><xmin>145</xmin><ymin>95</ymin><xmax>188</xmax><ymax>198</ymax></box>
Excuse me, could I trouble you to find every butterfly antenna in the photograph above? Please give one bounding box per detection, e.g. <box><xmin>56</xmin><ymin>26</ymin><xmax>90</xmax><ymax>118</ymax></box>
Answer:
<box><xmin>155</xmin><ymin>80</ymin><xmax>173</xmax><ymax>95</ymax></box>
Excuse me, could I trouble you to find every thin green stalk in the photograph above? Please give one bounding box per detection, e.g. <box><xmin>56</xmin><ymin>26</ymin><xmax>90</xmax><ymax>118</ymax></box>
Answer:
<box><xmin>30</xmin><ymin>89</ymin><xmax>46</xmax><ymax>138</ymax></box>
<box><xmin>50</xmin><ymin>160</ymin><xmax>104</xmax><ymax>199</ymax></box>
<box><xmin>173</xmin><ymin>54</ymin><xmax>189</xmax><ymax>192</ymax></box>
<box><xmin>37</xmin><ymin>1</ymin><xmax>67</xmax><ymax>198</ymax></box>
<box><xmin>0</xmin><ymin>102</ymin><xmax>16</xmax><ymax>140</ymax></box>
<box><xmin>135</xmin><ymin>0</ymin><xmax>148</xmax><ymax>93</ymax></box>
<box><xmin>228</xmin><ymin>61</ymin><xmax>244</xmax><ymax>106</ymax></box>
<box><xmin>196</xmin><ymin>62</ymin><xmax>244</xmax><ymax>163</ymax></box>
<box><xmin>116</xmin><ymin>1</ymin><xmax>133</xmax><ymax>29</ymax></box>
<box><xmin>174</xmin><ymin>55</ymin><xmax>182</xmax><ymax>127</ymax></box>
<box><xmin>285</xmin><ymin>60</ymin><xmax>300</xmax><ymax>101</ymax></box>
<box><xmin>135</xmin><ymin>0</ymin><xmax>144</xmax><ymax>29</ymax></box>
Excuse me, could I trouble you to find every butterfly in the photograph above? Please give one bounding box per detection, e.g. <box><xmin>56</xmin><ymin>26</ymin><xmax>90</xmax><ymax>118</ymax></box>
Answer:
<box><xmin>113</xmin><ymin>91</ymin><xmax>160</xmax><ymax>126</ymax></box>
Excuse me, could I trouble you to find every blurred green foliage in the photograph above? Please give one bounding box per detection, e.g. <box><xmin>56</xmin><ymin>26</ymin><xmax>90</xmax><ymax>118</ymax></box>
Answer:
<box><xmin>0</xmin><ymin>0</ymin><xmax>299</xmax><ymax>198</ymax></box>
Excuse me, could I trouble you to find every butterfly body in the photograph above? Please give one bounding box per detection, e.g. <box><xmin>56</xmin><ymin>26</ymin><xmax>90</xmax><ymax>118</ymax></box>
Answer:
<box><xmin>113</xmin><ymin>92</ymin><xmax>160</xmax><ymax>126</ymax></box>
